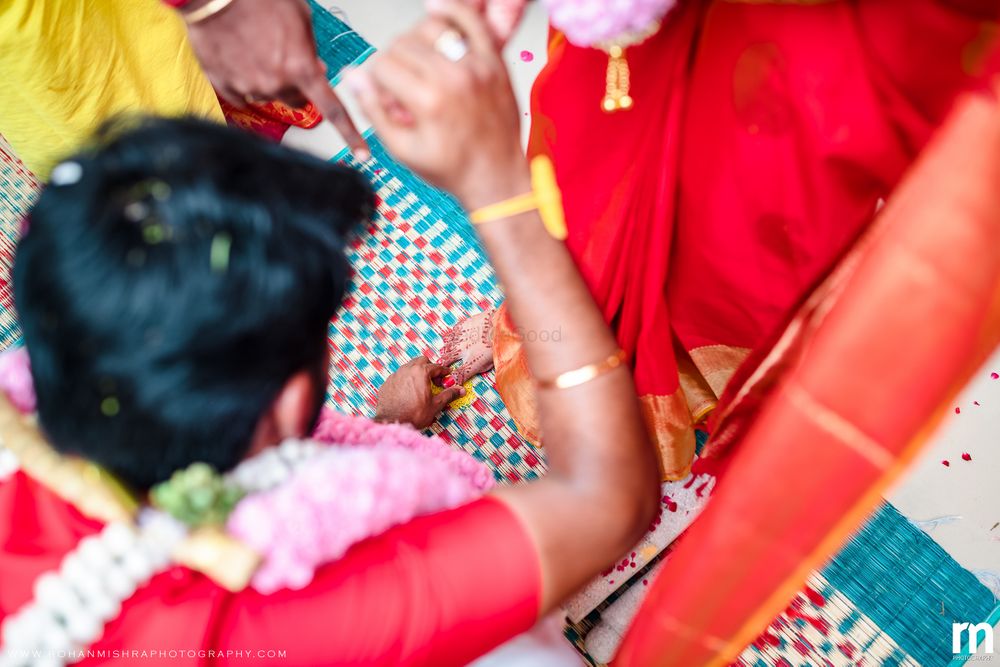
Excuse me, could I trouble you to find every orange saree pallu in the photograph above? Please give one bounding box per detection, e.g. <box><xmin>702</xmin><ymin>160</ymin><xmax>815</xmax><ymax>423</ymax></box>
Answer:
<box><xmin>218</xmin><ymin>98</ymin><xmax>323</xmax><ymax>142</ymax></box>
<box><xmin>613</xmin><ymin>80</ymin><xmax>1000</xmax><ymax>666</ymax></box>
<box><xmin>491</xmin><ymin>0</ymin><xmax>996</xmax><ymax>481</ymax></box>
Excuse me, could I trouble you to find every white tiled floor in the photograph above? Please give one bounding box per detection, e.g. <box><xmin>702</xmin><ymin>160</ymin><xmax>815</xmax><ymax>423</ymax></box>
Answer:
<box><xmin>291</xmin><ymin>0</ymin><xmax>1000</xmax><ymax>597</ymax></box>
<box><xmin>889</xmin><ymin>365</ymin><xmax>1000</xmax><ymax>583</ymax></box>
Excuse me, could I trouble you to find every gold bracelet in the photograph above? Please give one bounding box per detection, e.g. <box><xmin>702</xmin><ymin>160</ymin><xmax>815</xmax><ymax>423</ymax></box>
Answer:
<box><xmin>468</xmin><ymin>155</ymin><xmax>568</xmax><ymax>240</ymax></box>
<box><xmin>182</xmin><ymin>0</ymin><xmax>239</xmax><ymax>24</ymax></box>
<box><xmin>470</xmin><ymin>192</ymin><xmax>537</xmax><ymax>223</ymax></box>
<box><xmin>536</xmin><ymin>348</ymin><xmax>627</xmax><ymax>390</ymax></box>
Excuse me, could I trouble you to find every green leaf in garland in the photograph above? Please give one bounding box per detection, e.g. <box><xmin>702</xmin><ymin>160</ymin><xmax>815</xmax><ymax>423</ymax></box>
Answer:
<box><xmin>150</xmin><ymin>462</ymin><xmax>246</xmax><ymax>528</ymax></box>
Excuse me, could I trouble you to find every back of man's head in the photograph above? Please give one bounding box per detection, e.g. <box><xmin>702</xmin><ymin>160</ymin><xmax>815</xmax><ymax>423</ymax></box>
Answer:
<box><xmin>14</xmin><ymin>116</ymin><xmax>374</xmax><ymax>489</ymax></box>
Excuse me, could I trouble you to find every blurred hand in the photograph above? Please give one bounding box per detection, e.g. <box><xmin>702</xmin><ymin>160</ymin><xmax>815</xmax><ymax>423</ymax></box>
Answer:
<box><xmin>182</xmin><ymin>0</ymin><xmax>369</xmax><ymax>158</ymax></box>
<box><xmin>374</xmin><ymin>356</ymin><xmax>465</xmax><ymax>429</ymax></box>
<box><xmin>346</xmin><ymin>0</ymin><xmax>529</xmax><ymax>210</ymax></box>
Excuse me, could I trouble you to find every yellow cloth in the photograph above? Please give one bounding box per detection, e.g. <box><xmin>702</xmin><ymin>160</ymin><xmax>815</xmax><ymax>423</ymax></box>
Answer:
<box><xmin>0</xmin><ymin>0</ymin><xmax>223</xmax><ymax>178</ymax></box>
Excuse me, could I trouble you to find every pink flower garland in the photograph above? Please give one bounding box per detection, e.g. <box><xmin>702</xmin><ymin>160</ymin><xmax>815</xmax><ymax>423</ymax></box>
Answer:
<box><xmin>0</xmin><ymin>347</ymin><xmax>36</xmax><ymax>413</ymax></box>
<box><xmin>543</xmin><ymin>0</ymin><xmax>677</xmax><ymax>46</ymax></box>
<box><xmin>312</xmin><ymin>410</ymin><xmax>496</xmax><ymax>490</ymax></box>
<box><xmin>229</xmin><ymin>411</ymin><xmax>495</xmax><ymax>594</ymax></box>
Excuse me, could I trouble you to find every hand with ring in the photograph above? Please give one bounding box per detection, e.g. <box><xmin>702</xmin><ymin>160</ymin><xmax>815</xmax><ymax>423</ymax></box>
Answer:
<box><xmin>346</xmin><ymin>0</ymin><xmax>528</xmax><ymax>212</ymax></box>
<box><xmin>434</xmin><ymin>29</ymin><xmax>470</xmax><ymax>63</ymax></box>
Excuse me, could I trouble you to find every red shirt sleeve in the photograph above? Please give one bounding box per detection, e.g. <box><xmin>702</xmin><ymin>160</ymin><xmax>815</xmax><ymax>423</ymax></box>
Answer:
<box><xmin>213</xmin><ymin>497</ymin><xmax>542</xmax><ymax>667</ymax></box>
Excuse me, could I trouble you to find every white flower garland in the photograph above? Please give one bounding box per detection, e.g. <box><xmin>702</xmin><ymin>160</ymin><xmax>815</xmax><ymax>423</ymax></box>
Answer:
<box><xmin>0</xmin><ymin>441</ymin><xmax>326</xmax><ymax>667</ymax></box>
<box><xmin>0</xmin><ymin>424</ymin><xmax>491</xmax><ymax>664</ymax></box>
<box><xmin>0</xmin><ymin>519</ymin><xmax>183</xmax><ymax>667</ymax></box>
<box><xmin>226</xmin><ymin>438</ymin><xmax>323</xmax><ymax>493</ymax></box>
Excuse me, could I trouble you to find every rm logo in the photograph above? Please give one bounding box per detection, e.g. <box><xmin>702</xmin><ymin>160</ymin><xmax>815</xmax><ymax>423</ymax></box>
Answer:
<box><xmin>953</xmin><ymin>622</ymin><xmax>996</xmax><ymax>655</ymax></box>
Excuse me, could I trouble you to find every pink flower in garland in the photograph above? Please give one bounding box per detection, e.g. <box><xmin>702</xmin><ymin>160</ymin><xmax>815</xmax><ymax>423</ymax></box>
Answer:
<box><xmin>228</xmin><ymin>410</ymin><xmax>496</xmax><ymax>594</ymax></box>
<box><xmin>0</xmin><ymin>347</ymin><xmax>36</xmax><ymax>414</ymax></box>
<box><xmin>311</xmin><ymin>410</ymin><xmax>495</xmax><ymax>491</ymax></box>
<box><xmin>544</xmin><ymin>0</ymin><xmax>677</xmax><ymax>46</ymax></box>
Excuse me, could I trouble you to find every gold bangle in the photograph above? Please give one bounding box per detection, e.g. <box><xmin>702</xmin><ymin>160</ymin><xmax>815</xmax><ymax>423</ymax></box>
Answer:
<box><xmin>536</xmin><ymin>348</ymin><xmax>627</xmax><ymax>390</ymax></box>
<box><xmin>182</xmin><ymin>0</ymin><xmax>239</xmax><ymax>24</ymax></box>
<box><xmin>470</xmin><ymin>192</ymin><xmax>538</xmax><ymax>224</ymax></box>
<box><xmin>467</xmin><ymin>156</ymin><xmax>568</xmax><ymax>240</ymax></box>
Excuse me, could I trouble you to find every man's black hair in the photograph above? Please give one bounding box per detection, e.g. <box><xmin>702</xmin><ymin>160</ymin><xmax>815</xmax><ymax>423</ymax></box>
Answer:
<box><xmin>14</xmin><ymin>116</ymin><xmax>374</xmax><ymax>489</ymax></box>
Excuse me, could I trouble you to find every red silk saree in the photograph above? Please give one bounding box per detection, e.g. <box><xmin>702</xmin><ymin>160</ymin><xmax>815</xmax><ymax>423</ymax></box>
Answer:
<box><xmin>492</xmin><ymin>0</ymin><xmax>999</xmax><ymax>480</ymax></box>
<box><xmin>615</xmin><ymin>73</ymin><xmax>1000</xmax><ymax>666</ymax></box>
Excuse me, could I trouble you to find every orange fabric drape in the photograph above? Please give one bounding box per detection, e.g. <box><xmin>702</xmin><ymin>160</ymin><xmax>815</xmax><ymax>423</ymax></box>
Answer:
<box><xmin>218</xmin><ymin>99</ymin><xmax>323</xmax><ymax>142</ymax></box>
<box><xmin>614</xmin><ymin>79</ymin><xmax>1000</xmax><ymax>667</ymax></box>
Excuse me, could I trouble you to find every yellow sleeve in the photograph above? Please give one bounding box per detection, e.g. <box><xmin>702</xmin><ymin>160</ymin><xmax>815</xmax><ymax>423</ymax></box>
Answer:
<box><xmin>0</xmin><ymin>0</ymin><xmax>223</xmax><ymax>178</ymax></box>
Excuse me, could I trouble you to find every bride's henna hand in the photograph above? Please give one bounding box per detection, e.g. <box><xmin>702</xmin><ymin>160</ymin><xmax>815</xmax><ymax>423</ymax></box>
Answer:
<box><xmin>437</xmin><ymin>309</ymin><xmax>496</xmax><ymax>385</ymax></box>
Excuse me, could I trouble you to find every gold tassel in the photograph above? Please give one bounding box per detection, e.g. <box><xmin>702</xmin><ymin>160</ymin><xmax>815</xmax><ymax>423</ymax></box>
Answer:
<box><xmin>602</xmin><ymin>45</ymin><xmax>634</xmax><ymax>113</ymax></box>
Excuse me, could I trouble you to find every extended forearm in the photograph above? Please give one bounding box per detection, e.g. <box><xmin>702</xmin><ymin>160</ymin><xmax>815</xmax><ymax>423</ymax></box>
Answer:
<box><xmin>478</xmin><ymin>210</ymin><xmax>643</xmax><ymax>466</ymax></box>
<box><xmin>477</xmin><ymin>200</ymin><xmax>659</xmax><ymax>608</ymax></box>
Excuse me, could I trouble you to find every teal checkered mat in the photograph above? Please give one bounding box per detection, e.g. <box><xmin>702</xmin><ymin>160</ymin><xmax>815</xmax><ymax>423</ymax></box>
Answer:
<box><xmin>327</xmin><ymin>134</ymin><xmax>544</xmax><ymax>483</ymax></box>
<box><xmin>736</xmin><ymin>503</ymin><xmax>998</xmax><ymax>667</ymax></box>
<box><xmin>0</xmin><ymin>134</ymin><xmax>38</xmax><ymax>350</ymax></box>
<box><xmin>310</xmin><ymin>6</ymin><xmax>545</xmax><ymax>483</ymax></box>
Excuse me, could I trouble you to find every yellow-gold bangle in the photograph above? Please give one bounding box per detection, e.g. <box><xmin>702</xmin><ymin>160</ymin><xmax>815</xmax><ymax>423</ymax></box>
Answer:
<box><xmin>182</xmin><ymin>0</ymin><xmax>238</xmax><ymax>24</ymax></box>
<box><xmin>468</xmin><ymin>155</ymin><xmax>568</xmax><ymax>240</ymax></box>
<box><xmin>536</xmin><ymin>348</ymin><xmax>627</xmax><ymax>390</ymax></box>
<box><xmin>469</xmin><ymin>192</ymin><xmax>538</xmax><ymax>224</ymax></box>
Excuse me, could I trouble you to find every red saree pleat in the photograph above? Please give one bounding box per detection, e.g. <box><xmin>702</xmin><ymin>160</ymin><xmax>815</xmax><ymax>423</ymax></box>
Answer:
<box><xmin>614</xmin><ymin>82</ymin><xmax>1000</xmax><ymax>667</ymax></box>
